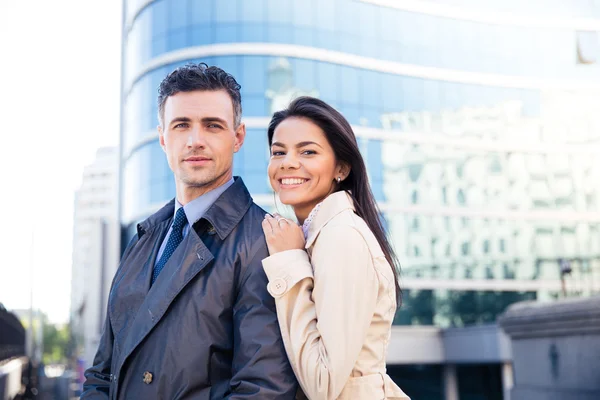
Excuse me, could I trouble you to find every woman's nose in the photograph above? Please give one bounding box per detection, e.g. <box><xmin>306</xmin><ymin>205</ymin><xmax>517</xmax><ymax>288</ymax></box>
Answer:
<box><xmin>281</xmin><ymin>153</ymin><xmax>300</xmax><ymax>169</ymax></box>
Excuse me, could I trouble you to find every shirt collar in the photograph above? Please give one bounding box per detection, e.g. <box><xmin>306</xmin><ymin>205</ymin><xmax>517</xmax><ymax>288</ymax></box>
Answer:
<box><xmin>175</xmin><ymin>178</ymin><xmax>235</xmax><ymax>226</ymax></box>
<box><xmin>138</xmin><ymin>177</ymin><xmax>254</xmax><ymax>240</ymax></box>
<box><xmin>302</xmin><ymin>201</ymin><xmax>323</xmax><ymax>239</ymax></box>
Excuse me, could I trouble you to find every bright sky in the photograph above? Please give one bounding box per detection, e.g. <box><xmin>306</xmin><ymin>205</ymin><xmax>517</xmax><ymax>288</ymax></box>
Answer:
<box><xmin>0</xmin><ymin>0</ymin><xmax>122</xmax><ymax>323</ymax></box>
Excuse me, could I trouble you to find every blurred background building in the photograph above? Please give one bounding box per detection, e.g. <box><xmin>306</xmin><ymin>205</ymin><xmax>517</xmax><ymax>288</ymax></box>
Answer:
<box><xmin>113</xmin><ymin>0</ymin><xmax>600</xmax><ymax>398</ymax></box>
<box><xmin>70</xmin><ymin>147</ymin><xmax>119</xmax><ymax>370</ymax></box>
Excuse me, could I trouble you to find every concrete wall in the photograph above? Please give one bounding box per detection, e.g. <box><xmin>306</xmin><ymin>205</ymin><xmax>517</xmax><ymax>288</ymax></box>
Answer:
<box><xmin>388</xmin><ymin>324</ymin><xmax>512</xmax><ymax>365</ymax></box>
<box><xmin>442</xmin><ymin>324</ymin><xmax>512</xmax><ymax>364</ymax></box>
<box><xmin>499</xmin><ymin>296</ymin><xmax>600</xmax><ymax>400</ymax></box>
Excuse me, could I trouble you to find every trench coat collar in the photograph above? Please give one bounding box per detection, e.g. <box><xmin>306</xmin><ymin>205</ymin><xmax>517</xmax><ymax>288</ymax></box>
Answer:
<box><xmin>305</xmin><ymin>190</ymin><xmax>355</xmax><ymax>249</ymax></box>
<box><xmin>136</xmin><ymin>176</ymin><xmax>253</xmax><ymax>241</ymax></box>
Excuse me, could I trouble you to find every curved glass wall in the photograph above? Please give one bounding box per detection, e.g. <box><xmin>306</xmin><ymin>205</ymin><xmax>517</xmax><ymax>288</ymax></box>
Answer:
<box><xmin>121</xmin><ymin>0</ymin><xmax>600</xmax><ymax>326</ymax></box>
<box><xmin>404</xmin><ymin>0</ymin><xmax>600</xmax><ymax>18</ymax></box>
<box><xmin>125</xmin><ymin>0</ymin><xmax>600</xmax><ymax>84</ymax></box>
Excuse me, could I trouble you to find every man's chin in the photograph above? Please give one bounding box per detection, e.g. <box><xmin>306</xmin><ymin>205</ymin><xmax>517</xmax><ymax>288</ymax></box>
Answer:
<box><xmin>184</xmin><ymin>181</ymin><xmax>213</xmax><ymax>188</ymax></box>
<box><xmin>179</xmin><ymin>176</ymin><xmax>214</xmax><ymax>187</ymax></box>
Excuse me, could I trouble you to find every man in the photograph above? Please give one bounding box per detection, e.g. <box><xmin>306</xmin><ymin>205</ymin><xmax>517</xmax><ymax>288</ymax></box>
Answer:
<box><xmin>81</xmin><ymin>63</ymin><xmax>298</xmax><ymax>399</ymax></box>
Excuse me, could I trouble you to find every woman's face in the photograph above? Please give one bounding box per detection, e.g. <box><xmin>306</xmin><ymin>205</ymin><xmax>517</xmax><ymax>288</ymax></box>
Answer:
<box><xmin>268</xmin><ymin>117</ymin><xmax>347</xmax><ymax>222</ymax></box>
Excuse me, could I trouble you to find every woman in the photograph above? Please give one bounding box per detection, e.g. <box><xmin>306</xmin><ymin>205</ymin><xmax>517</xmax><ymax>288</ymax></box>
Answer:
<box><xmin>261</xmin><ymin>96</ymin><xmax>410</xmax><ymax>400</ymax></box>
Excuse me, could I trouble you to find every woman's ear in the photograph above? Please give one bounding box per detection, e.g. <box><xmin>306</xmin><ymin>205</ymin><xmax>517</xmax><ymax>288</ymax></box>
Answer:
<box><xmin>337</xmin><ymin>162</ymin><xmax>351</xmax><ymax>181</ymax></box>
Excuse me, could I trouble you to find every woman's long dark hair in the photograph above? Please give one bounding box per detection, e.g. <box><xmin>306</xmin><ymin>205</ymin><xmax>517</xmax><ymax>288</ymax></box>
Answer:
<box><xmin>267</xmin><ymin>96</ymin><xmax>401</xmax><ymax>303</ymax></box>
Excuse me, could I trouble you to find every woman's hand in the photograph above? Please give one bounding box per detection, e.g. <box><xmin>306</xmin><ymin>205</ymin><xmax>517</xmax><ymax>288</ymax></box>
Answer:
<box><xmin>262</xmin><ymin>214</ymin><xmax>306</xmax><ymax>255</ymax></box>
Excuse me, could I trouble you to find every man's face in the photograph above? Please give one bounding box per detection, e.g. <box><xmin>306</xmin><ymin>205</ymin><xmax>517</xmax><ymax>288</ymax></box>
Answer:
<box><xmin>158</xmin><ymin>90</ymin><xmax>245</xmax><ymax>198</ymax></box>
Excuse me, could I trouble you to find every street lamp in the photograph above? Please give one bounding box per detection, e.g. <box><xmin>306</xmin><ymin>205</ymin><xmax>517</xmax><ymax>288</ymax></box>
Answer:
<box><xmin>559</xmin><ymin>259</ymin><xmax>572</xmax><ymax>298</ymax></box>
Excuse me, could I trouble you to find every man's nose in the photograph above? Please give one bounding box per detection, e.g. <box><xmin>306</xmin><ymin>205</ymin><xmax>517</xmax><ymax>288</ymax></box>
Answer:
<box><xmin>187</xmin><ymin>127</ymin><xmax>207</xmax><ymax>148</ymax></box>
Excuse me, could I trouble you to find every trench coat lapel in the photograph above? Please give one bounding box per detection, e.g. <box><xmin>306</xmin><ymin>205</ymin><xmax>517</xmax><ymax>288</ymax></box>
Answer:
<box><xmin>115</xmin><ymin>230</ymin><xmax>214</xmax><ymax>375</ymax></box>
<box><xmin>107</xmin><ymin>220</ymin><xmax>168</xmax><ymax>346</ymax></box>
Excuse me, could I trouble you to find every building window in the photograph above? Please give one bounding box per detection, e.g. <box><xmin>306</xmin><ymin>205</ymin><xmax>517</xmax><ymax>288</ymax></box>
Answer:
<box><xmin>411</xmin><ymin>190</ymin><xmax>419</xmax><ymax>204</ymax></box>
<box><xmin>412</xmin><ymin>217</ymin><xmax>420</xmax><ymax>231</ymax></box>
<box><xmin>576</xmin><ymin>31</ymin><xmax>599</xmax><ymax>64</ymax></box>
<box><xmin>461</xmin><ymin>242</ymin><xmax>470</xmax><ymax>256</ymax></box>
<box><xmin>457</xmin><ymin>189</ymin><xmax>466</xmax><ymax>205</ymax></box>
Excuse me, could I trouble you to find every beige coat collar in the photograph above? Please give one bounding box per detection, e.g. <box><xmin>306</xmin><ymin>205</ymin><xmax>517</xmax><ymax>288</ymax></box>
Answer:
<box><xmin>305</xmin><ymin>191</ymin><xmax>355</xmax><ymax>249</ymax></box>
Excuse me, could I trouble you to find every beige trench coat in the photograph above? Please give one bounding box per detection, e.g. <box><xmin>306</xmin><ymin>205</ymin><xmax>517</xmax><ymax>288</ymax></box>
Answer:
<box><xmin>263</xmin><ymin>191</ymin><xmax>410</xmax><ymax>400</ymax></box>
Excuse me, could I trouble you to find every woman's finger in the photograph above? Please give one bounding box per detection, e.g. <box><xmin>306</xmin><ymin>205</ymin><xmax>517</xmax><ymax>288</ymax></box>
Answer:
<box><xmin>261</xmin><ymin>218</ymin><xmax>273</xmax><ymax>236</ymax></box>
<box><xmin>277</xmin><ymin>217</ymin><xmax>289</xmax><ymax>228</ymax></box>
<box><xmin>264</xmin><ymin>214</ymin><xmax>280</xmax><ymax>233</ymax></box>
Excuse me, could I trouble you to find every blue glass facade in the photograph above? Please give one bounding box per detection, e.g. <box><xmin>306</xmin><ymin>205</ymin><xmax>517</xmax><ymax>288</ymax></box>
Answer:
<box><xmin>124</xmin><ymin>0</ymin><xmax>600</xmax><ymax>79</ymax></box>
<box><xmin>121</xmin><ymin>0</ymin><xmax>600</xmax><ymax>327</ymax></box>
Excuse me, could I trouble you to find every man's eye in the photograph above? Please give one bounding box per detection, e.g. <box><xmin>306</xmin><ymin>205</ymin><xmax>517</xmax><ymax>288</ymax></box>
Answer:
<box><xmin>174</xmin><ymin>123</ymin><xmax>189</xmax><ymax>129</ymax></box>
<box><xmin>208</xmin><ymin>123</ymin><xmax>223</xmax><ymax>129</ymax></box>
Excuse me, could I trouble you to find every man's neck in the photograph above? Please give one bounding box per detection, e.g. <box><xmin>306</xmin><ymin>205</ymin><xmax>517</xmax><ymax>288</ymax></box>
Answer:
<box><xmin>176</xmin><ymin>175</ymin><xmax>233</xmax><ymax>205</ymax></box>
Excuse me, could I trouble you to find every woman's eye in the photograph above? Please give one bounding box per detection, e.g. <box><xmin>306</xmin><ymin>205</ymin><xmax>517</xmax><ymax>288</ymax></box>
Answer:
<box><xmin>302</xmin><ymin>150</ymin><xmax>316</xmax><ymax>155</ymax></box>
<box><xmin>271</xmin><ymin>151</ymin><xmax>285</xmax><ymax>156</ymax></box>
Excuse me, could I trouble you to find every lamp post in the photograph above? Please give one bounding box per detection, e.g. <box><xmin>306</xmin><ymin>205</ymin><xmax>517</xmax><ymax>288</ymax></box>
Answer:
<box><xmin>26</xmin><ymin>229</ymin><xmax>34</xmax><ymax>359</ymax></box>
<box><xmin>559</xmin><ymin>259</ymin><xmax>572</xmax><ymax>298</ymax></box>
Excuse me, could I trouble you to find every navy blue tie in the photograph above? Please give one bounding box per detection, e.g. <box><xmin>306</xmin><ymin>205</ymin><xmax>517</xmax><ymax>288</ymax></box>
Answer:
<box><xmin>152</xmin><ymin>207</ymin><xmax>187</xmax><ymax>285</ymax></box>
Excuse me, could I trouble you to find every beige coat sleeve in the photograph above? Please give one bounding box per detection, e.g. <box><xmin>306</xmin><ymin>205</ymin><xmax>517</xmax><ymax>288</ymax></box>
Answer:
<box><xmin>262</xmin><ymin>226</ymin><xmax>379</xmax><ymax>400</ymax></box>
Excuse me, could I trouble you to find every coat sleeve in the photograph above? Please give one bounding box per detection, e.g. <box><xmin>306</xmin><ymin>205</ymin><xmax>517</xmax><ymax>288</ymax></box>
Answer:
<box><xmin>226</xmin><ymin>238</ymin><xmax>298</xmax><ymax>399</ymax></box>
<box><xmin>262</xmin><ymin>226</ymin><xmax>379</xmax><ymax>400</ymax></box>
<box><xmin>81</xmin><ymin>233</ymin><xmax>138</xmax><ymax>399</ymax></box>
<box><xmin>80</xmin><ymin>308</ymin><xmax>114</xmax><ymax>399</ymax></box>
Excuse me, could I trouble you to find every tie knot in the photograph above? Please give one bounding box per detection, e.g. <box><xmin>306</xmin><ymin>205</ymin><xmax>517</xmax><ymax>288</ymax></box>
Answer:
<box><xmin>172</xmin><ymin>207</ymin><xmax>187</xmax><ymax>231</ymax></box>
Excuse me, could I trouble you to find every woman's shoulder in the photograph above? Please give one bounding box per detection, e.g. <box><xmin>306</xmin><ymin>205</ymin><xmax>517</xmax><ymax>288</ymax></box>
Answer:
<box><xmin>315</xmin><ymin>210</ymin><xmax>384</xmax><ymax>258</ymax></box>
<box><xmin>318</xmin><ymin>207</ymin><xmax>361</xmax><ymax>234</ymax></box>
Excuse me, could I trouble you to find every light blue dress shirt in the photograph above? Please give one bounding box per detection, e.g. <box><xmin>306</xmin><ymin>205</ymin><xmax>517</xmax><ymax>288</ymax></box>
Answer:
<box><xmin>154</xmin><ymin>178</ymin><xmax>234</xmax><ymax>266</ymax></box>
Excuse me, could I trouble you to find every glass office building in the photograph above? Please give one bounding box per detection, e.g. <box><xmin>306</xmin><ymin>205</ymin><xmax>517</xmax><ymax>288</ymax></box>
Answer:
<box><xmin>120</xmin><ymin>0</ymin><xmax>600</xmax><ymax>397</ymax></box>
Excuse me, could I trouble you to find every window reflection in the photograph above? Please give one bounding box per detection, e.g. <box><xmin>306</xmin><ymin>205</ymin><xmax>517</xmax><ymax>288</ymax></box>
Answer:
<box><xmin>214</xmin><ymin>0</ymin><xmax>238</xmax><ymax>23</ymax></box>
<box><xmin>190</xmin><ymin>0</ymin><xmax>212</xmax><ymax>25</ymax></box>
<box><xmin>124</xmin><ymin>56</ymin><xmax>600</xmax><ymax>219</ymax></box>
<box><xmin>121</xmin><ymin>0</ymin><xmax>600</xmax><ymax>324</ymax></box>
<box><xmin>266</xmin><ymin>0</ymin><xmax>292</xmax><ymax>24</ymax></box>
<box><xmin>394</xmin><ymin>289</ymin><xmax>540</xmax><ymax>327</ymax></box>
<box><xmin>215</xmin><ymin>24</ymin><xmax>238</xmax><ymax>43</ymax></box>
<box><xmin>125</xmin><ymin>0</ymin><xmax>600</xmax><ymax>80</ymax></box>
<box><xmin>240</xmin><ymin>0</ymin><xmax>265</xmax><ymax>23</ymax></box>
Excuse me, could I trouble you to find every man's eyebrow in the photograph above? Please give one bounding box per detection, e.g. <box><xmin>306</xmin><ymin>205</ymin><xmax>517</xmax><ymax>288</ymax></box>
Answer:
<box><xmin>168</xmin><ymin>116</ymin><xmax>229</xmax><ymax>126</ymax></box>
<box><xmin>201</xmin><ymin>117</ymin><xmax>228</xmax><ymax>126</ymax></box>
<box><xmin>168</xmin><ymin>116</ymin><xmax>192</xmax><ymax>125</ymax></box>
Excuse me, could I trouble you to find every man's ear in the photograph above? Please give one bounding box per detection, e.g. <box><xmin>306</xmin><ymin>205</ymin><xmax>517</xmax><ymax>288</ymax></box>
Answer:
<box><xmin>158</xmin><ymin>125</ymin><xmax>166</xmax><ymax>153</ymax></box>
<box><xmin>233</xmin><ymin>122</ymin><xmax>246</xmax><ymax>153</ymax></box>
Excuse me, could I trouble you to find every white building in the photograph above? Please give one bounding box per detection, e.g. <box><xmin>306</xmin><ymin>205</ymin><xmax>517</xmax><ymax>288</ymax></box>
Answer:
<box><xmin>70</xmin><ymin>147</ymin><xmax>119</xmax><ymax>369</ymax></box>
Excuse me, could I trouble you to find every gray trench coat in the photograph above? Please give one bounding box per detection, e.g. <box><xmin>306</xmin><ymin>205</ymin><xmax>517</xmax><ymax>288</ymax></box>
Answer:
<box><xmin>81</xmin><ymin>178</ymin><xmax>298</xmax><ymax>399</ymax></box>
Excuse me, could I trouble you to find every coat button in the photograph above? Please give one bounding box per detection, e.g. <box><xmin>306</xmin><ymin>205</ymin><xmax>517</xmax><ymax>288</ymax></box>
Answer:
<box><xmin>268</xmin><ymin>278</ymin><xmax>287</xmax><ymax>296</ymax></box>
<box><xmin>142</xmin><ymin>371</ymin><xmax>153</xmax><ymax>384</ymax></box>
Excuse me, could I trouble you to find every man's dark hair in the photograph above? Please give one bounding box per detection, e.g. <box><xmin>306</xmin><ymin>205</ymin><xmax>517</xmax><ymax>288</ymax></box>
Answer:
<box><xmin>157</xmin><ymin>63</ymin><xmax>242</xmax><ymax>127</ymax></box>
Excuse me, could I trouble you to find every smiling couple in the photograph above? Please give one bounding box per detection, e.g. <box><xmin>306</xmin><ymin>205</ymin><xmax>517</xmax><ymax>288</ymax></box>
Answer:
<box><xmin>81</xmin><ymin>63</ymin><xmax>409</xmax><ymax>400</ymax></box>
